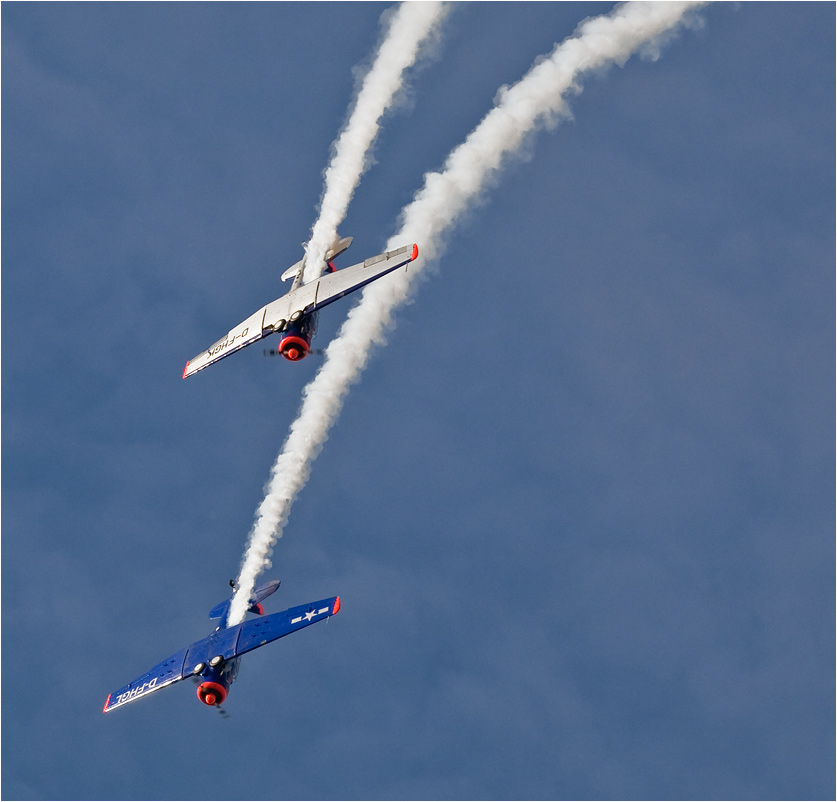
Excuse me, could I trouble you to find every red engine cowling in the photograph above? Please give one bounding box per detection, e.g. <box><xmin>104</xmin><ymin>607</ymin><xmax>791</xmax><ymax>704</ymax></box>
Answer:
<box><xmin>197</xmin><ymin>681</ymin><xmax>228</xmax><ymax>706</ymax></box>
<box><xmin>278</xmin><ymin>334</ymin><xmax>310</xmax><ymax>361</ymax></box>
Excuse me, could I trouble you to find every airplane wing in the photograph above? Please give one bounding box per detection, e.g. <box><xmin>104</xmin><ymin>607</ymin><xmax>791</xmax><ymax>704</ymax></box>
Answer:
<box><xmin>259</xmin><ymin>243</ymin><xmax>418</xmax><ymax>331</ymax></box>
<box><xmin>105</xmin><ymin>596</ymin><xmax>340</xmax><ymax>711</ymax></box>
<box><xmin>103</xmin><ymin>647</ymin><xmax>189</xmax><ymax>713</ymax></box>
<box><xmin>181</xmin><ymin>596</ymin><xmax>340</xmax><ymax>668</ymax></box>
<box><xmin>232</xmin><ymin>595</ymin><xmax>341</xmax><ymax>658</ymax></box>
<box><xmin>306</xmin><ymin>243</ymin><xmax>418</xmax><ymax>315</ymax></box>
<box><xmin>183</xmin><ymin>305</ymin><xmax>271</xmax><ymax>379</ymax></box>
<box><xmin>183</xmin><ymin>244</ymin><xmax>417</xmax><ymax>378</ymax></box>
<box><xmin>189</xmin><ymin>596</ymin><xmax>341</xmax><ymax>665</ymax></box>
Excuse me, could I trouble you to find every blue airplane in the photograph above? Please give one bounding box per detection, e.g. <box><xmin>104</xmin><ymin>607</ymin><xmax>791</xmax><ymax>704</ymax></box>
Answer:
<box><xmin>103</xmin><ymin>580</ymin><xmax>340</xmax><ymax>713</ymax></box>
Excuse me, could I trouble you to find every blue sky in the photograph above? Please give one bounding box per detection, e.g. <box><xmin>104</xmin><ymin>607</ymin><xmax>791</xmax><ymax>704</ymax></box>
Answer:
<box><xmin>2</xmin><ymin>3</ymin><xmax>833</xmax><ymax>800</ymax></box>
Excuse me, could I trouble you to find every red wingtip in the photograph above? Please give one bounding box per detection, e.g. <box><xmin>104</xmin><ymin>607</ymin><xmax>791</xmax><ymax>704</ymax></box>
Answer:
<box><xmin>411</xmin><ymin>243</ymin><xmax>419</xmax><ymax>261</ymax></box>
<box><xmin>103</xmin><ymin>694</ymin><xmax>111</xmax><ymax>713</ymax></box>
<box><xmin>182</xmin><ymin>362</ymin><xmax>190</xmax><ymax>379</ymax></box>
<box><xmin>333</xmin><ymin>596</ymin><xmax>341</xmax><ymax>615</ymax></box>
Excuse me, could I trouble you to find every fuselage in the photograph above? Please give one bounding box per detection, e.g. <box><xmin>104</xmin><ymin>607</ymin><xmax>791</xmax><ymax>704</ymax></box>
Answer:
<box><xmin>195</xmin><ymin>656</ymin><xmax>240</xmax><ymax>706</ymax></box>
<box><xmin>273</xmin><ymin>260</ymin><xmax>337</xmax><ymax>361</ymax></box>
<box><xmin>191</xmin><ymin>609</ymin><xmax>243</xmax><ymax>707</ymax></box>
<box><xmin>276</xmin><ymin>311</ymin><xmax>318</xmax><ymax>361</ymax></box>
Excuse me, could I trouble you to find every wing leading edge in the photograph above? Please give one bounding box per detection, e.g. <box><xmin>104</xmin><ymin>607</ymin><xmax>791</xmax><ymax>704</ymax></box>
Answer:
<box><xmin>183</xmin><ymin>244</ymin><xmax>418</xmax><ymax>378</ymax></box>
<box><xmin>233</xmin><ymin>595</ymin><xmax>340</xmax><ymax>659</ymax></box>
<box><xmin>103</xmin><ymin>596</ymin><xmax>340</xmax><ymax>713</ymax></box>
<box><xmin>103</xmin><ymin>647</ymin><xmax>189</xmax><ymax>713</ymax></box>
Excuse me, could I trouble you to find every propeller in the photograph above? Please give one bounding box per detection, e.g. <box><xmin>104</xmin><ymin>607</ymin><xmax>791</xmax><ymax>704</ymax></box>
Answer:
<box><xmin>190</xmin><ymin>677</ymin><xmax>231</xmax><ymax>719</ymax></box>
<box><xmin>263</xmin><ymin>349</ymin><xmax>324</xmax><ymax>357</ymax></box>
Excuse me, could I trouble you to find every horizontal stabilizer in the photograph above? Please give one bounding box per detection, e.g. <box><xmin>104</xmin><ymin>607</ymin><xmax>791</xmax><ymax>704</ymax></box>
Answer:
<box><xmin>280</xmin><ymin>236</ymin><xmax>351</xmax><ymax>282</ymax></box>
<box><xmin>281</xmin><ymin>257</ymin><xmax>305</xmax><ymax>283</ymax></box>
<box><xmin>209</xmin><ymin>579</ymin><xmax>281</xmax><ymax>620</ymax></box>
<box><xmin>325</xmin><ymin>236</ymin><xmax>352</xmax><ymax>261</ymax></box>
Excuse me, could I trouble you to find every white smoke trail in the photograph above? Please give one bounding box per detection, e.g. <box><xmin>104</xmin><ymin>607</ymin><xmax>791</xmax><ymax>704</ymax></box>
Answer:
<box><xmin>302</xmin><ymin>1</ymin><xmax>450</xmax><ymax>284</ymax></box>
<box><xmin>230</xmin><ymin>1</ymin><xmax>707</xmax><ymax>625</ymax></box>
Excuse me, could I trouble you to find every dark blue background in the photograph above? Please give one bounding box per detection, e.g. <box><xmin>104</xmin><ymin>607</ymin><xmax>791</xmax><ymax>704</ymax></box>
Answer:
<box><xmin>3</xmin><ymin>3</ymin><xmax>833</xmax><ymax>799</ymax></box>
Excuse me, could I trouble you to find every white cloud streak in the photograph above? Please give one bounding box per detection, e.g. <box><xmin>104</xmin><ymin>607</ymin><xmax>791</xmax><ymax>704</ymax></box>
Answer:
<box><xmin>230</xmin><ymin>1</ymin><xmax>707</xmax><ymax>626</ymax></box>
<box><xmin>302</xmin><ymin>1</ymin><xmax>451</xmax><ymax>284</ymax></box>
<box><xmin>226</xmin><ymin>1</ymin><xmax>449</xmax><ymax>625</ymax></box>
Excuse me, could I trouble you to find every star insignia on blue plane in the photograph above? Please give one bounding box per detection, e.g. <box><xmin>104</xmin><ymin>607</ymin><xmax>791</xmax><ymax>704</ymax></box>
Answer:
<box><xmin>103</xmin><ymin>582</ymin><xmax>341</xmax><ymax>713</ymax></box>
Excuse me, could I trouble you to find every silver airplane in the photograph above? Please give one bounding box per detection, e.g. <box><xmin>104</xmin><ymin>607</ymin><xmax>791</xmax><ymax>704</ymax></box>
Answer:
<box><xmin>183</xmin><ymin>236</ymin><xmax>418</xmax><ymax>378</ymax></box>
